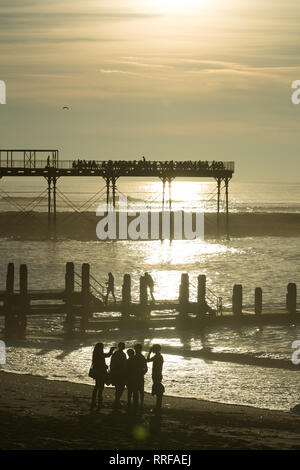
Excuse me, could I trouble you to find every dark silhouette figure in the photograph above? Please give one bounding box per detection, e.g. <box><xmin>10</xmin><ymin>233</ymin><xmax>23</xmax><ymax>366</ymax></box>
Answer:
<box><xmin>132</xmin><ymin>344</ymin><xmax>148</xmax><ymax>410</ymax></box>
<box><xmin>147</xmin><ymin>344</ymin><xmax>164</xmax><ymax>413</ymax></box>
<box><xmin>126</xmin><ymin>348</ymin><xmax>136</xmax><ymax>408</ymax></box>
<box><xmin>145</xmin><ymin>272</ymin><xmax>155</xmax><ymax>303</ymax></box>
<box><xmin>110</xmin><ymin>342</ymin><xmax>127</xmax><ymax>409</ymax></box>
<box><xmin>105</xmin><ymin>272</ymin><xmax>116</xmax><ymax>305</ymax></box>
<box><xmin>91</xmin><ymin>343</ymin><xmax>116</xmax><ymax>411</ymax></box>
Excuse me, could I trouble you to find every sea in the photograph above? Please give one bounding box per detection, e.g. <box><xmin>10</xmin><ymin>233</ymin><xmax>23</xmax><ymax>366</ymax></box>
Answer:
<box><xmin>0</xmin><ymin>178</ymin><xmax>299</xmax><ymax>411</ymax></box>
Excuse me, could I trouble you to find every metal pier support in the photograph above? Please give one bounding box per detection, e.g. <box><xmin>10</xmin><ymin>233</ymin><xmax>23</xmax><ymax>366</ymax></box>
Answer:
<box><xmin>47</xmin><ymin>177</ymin><xmax>52</xmax><ymax>237</ymax></box>
<box><xmin>168</xmin><ymin>178</ymin><xmax>173</xmax><ymax>211</ymax></box>
<box><xmin>216</xmin><ymin>177</ymin><xmax>221</xmax><ymax>239</ymax></box>
<box><xmin>225</xmin><ymin>177</ymin><xmax>230</xmax><ymax>240</ymax></box>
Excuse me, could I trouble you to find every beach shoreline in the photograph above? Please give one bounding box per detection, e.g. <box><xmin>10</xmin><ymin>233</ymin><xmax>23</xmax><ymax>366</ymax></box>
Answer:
<box><xmin>0</xmin><ymin>371</ymin><xmax>299</xmax><ymax>450</ymax></box>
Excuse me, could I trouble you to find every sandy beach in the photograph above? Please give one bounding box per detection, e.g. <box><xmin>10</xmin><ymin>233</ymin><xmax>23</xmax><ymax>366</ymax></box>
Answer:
<box><xmin>0</xmin><ymin>371</ymin><xmax>299</xmax><ymax>450</ymax></box>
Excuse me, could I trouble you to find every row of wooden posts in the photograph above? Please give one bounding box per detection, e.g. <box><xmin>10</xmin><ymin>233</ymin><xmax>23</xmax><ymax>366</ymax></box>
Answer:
<box><xmin>1</xmin><ymin>262</ymin><xmax>298</xmax><ymax>338</ymax></box>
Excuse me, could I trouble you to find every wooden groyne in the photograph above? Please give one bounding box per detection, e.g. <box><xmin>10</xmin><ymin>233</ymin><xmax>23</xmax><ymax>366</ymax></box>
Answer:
<box><xmin>0</xmin><ymin>263</ymin><xmax>298</xmax><ymax>338</ymax></box>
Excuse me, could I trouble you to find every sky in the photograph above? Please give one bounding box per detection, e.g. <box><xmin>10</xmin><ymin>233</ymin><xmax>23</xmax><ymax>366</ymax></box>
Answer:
<box><xmin>1</xmin><ymin>0</ymin><xmax>300</xmax><ymax>181</ymax></box>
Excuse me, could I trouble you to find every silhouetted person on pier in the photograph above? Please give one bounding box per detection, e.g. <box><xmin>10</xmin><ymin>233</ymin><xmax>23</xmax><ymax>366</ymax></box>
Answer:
<box><xmin>126</xmin><ymin>348</ymin><xmax>135</xmax><ymax>408</ymax></box>
<box><xmin>46</xmin><ymin>155</ymin><xmax>50</xmax><ymax>168</ymax></box>
<box><xmin>147</xmin><ymin>344</ymin><xmax>164</xmax><ymax>413</ymax></box>
<box><xmin>110</xmin><ymin>342</ymin><xmax>127</xmax><ymax>409</ymax></box>
<box><xmin>105</xmin><ymin>272</ymin><xmax>116</xmax><ymax>305</ymax></box>
<box><xmin>132</xmin><ymin>344</ymin><xmax>148</xmax><ymax>410</ymax></box>
<box><xmin>145</xmin><ymin>272</ymin><xmax>155</xmax><ymax>303</ymax></box>
<box><xmin>90</xmin><ymin>343</ymin><xmax>116</xmax><ymax>411</ymax></box>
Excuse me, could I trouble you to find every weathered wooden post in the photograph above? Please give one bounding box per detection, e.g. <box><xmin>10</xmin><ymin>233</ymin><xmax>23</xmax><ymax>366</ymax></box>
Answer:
<box><xmin>179</xmin><ymin>273</ymin><xmax>189</xmax><ymax>318</ymax></box>
<box><xmin>18</xmin><ymin>264</ymin><xmax>29</xmax><ymax>337</ymax></box>
<box><xmin>80</xmin><ymin>263</ymin><xmax>90</xmax><ymax>332</ymax></box>
<box><xmin>286</xmin><ymin>283</ymin><xmax>297</xmax><ymax>315</ymax></box>
<box><xmin>254</xmin><ymin>287</ymin><xmax>262</xmax><ymax>315</ymax></box>
<box><xmin>232</xmin><ymin>284</ymin><xmax>242</xmax><ymax>316</ymax></box>
<box><xmin>65</xmin><ymin>262</ymin><xmax>75</xmax><ymax>332</ymax></box>
<box><xmin>4</xmin><ymin>263</ymin><xmax>15</xmax><ymax>338</ymax></box>
<box><xmin>197</xmin><ymin>274</ymin><xmax>206</xmax><ymax>316</ymax></box>
<box><xmin>121</xmin><ymin>274</ymin><xmax>131</xmax><ymax>318</ymax></box>
<box><xmin>139</xmin><ymin>275</ymin><xmax>149</xmax><ymax>319</ymax></box>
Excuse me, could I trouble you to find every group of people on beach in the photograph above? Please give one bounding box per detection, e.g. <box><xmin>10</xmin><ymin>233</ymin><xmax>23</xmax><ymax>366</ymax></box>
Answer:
<box><xmin>90</xmin><ymin>342</ymin><xmax>164</xmax><ymax>413</ymax></box>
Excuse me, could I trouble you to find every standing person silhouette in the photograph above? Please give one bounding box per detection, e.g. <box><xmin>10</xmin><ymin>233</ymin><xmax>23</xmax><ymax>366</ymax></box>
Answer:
<box><xmin>90</xmin><ymin>343</ymin><xmax>116</xmax><ymax>411</ymax></box>
<box><xmin>133</xmin><ymin>344</ymin><xmax>148</xmax><ymax>410</ymax></box>
<box><xmin>110</xmin><ymin>342</ymin><xmax>127</xmax><ymax>409</ymax></box>
<box><xmin>105</xmin><ymin>272</ymin><xmax>116</xmax><ymax>305</ymax></box>
<box><xmin>147</xmin><ymin>344</ymin><xmax>164</xmax><ymax>413</ymax></box>
<box><xmin>126</xmin><ymin>348</ymin><xmax>135</xmax><ymax>408</ymax></box>
<box><xmin>145</xmin><ymin>272</ymin><xmax>155</xmax><ymax>303</ymax></box>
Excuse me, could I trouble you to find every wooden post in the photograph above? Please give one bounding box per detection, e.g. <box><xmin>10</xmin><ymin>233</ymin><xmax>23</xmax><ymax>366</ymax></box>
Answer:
<box><xmin>81</xmin><ymin>263</ymin><xmax>90</xmax><ymax>332</ymax></box>
<box><xmin>197</xmin><ymin>274</ymin><xmax>206</xmax><ymax>316</ymax></box>
<box><xmin>65</xmin><ymin>262</ymin><xmax>75</xmax><ymax>332</ymax></box>
<box><xmin>18</xmin><ymin>264</ymin><xmax>28</xmax><ymax>337</ymax></box>
<box><xmin>4</xmin><ymin>263</ymin><xmax>14</xmax><ymax>338</ymax></box>
<box><xmin>121</xmin><ymin>274</ymin><xmax>131</xmax><ymax>318</ymax></box>
<box><xmin>286</xmin><ymin>283</ymin><xmax>297</xmax><ymax>315</ymax></box>
<box><xmin>179</xmin><ymin>273</ymin><xmax>189</xmax><ymax>317</ymax></box>
<box><xmin>254</xmin><ymin>287</ymin><xmax>262</xmax><ymax>315</ymax></box>
<box><xmin>138</xmin><ymin>275</ymin><xmax>149</xmax><ymax>320</ymax></box>
<box><xmin>232</xmin><ymin>284</ymin><xmax>242</xmax><ymax>316</ymax></box>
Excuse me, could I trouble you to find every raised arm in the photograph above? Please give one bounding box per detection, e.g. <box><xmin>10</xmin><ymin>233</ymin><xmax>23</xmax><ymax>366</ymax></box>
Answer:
<box><xmin>146</xmin><ymin>348</ymin><xmax>154</xmax><ymax>363</ymax></box>
<box><xmin>104</xmin><ymin>346</ymin><xmax>116</xmax><ymax>358</ymax></box>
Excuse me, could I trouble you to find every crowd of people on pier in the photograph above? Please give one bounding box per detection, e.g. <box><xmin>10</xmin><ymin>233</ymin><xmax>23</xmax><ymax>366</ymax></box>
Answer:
<box><xmin>90</xmin><ymin>342</ymin><xmax>164</xmax><ymax>413</ymax></box>
<box><xmin>71</xmin><ymin>157</ymin><xmax>227</xmax><ymax>174</ymax></box>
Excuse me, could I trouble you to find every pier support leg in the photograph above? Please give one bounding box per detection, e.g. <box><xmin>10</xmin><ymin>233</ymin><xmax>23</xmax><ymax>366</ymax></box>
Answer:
<box><xmin>162</xmin><ymin>178</ymin><xmax>166</xmax><ymax>211</ymax></box>
<box><xmin>19</xmin><ymin>264</ymin><xmax>28</xmax><ymax>337</ymax></box>
<box><xmin>112</xmin><ymin>177</ymin><xmax>117</xmax><ymax>209</ymax></box>
<box><xmin>179</xmin><ymin>273</ymin><xmax>189</xmax><ymax>320</ymax></box>
<box><xmin>139</xmin><ymin>275</ymin><xmax>149</xmax><ymax>319</ymax></box>
<box><xmin>197</xmin><ymin>274</ymin><xmax>206</xmax><ymax>317</ymax></box>
<box><xmin>52</xmin><ymin>177</ymin><xmax>58</xmax><ymax>240</ymax></box>
<box><xmin>81</xmin><ymin>263</ymin><xmax>90</xmax><ymax>332</ymax></box>
<box><xmin>255</xmin><ymin>287</ymin><xmax>262</xmax><ymax>315</ymax></box>
<box><xmin>286</xmin><ymin>283</ymin><xmax>297</xmax><ymax>315</ymax></box>
<box><xmin>225</xmin><ymin>177</ymin><xmax>230</xmax><ymax>240</ymax></box>
<box><xmin>47</xmin><ymin>177</ymin><xmax>52</xmax><ymax>238</ymax></box>
<box><xmin>4</xmin><ymin>263</ymin><xmax>15</xmax><ymax>338</ymax></box>
<box><xmin>121</xmin><ymin>274</ymin><xmax>131</xmax><ymax>318</ymax></box>
<box><xmin>168</xmin><ymin>178</ymin><xmax>172</xmax><ymax>211</ymax></box>
<box><xmin>216</xmin><ymin>177</ymin><xmax>221</xmax><ymax>239</ymax></box>
<box><xmin>232</xmin><ymin>284</ymin><xmax>243</xmax><ymax>316</ymax></box>
<box><xmin>65</xmin><ymin>262</ymin><xmax>75</xmax><ymax>332</ymax></box>
<box><xmin>105</xmin><ymin>178</ymin><xmax>110</xmax><ymax>210</ymax></box>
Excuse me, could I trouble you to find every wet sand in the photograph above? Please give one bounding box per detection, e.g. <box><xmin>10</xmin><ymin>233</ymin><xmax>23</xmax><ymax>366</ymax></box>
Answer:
<box><xmin>0</xmin><ymin>212</ymin><xmax>300</xmax><ymax>240</ymax></box>
<box><xmin>0</xmin><ymin>371</ymin><xmax>299</xmax><ymax>450</ymax></box>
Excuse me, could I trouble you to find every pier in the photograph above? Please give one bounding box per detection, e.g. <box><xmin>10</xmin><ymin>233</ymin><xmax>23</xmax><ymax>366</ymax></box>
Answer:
<box><xmin>0</xmin><ymin>263</ymin><xmax>298</xmax><ymax>339</ymax></box>
<box><xmin>0</xmin><ymin>149</ymin><xmax>234</xmax><ymax>239</ymax></box>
